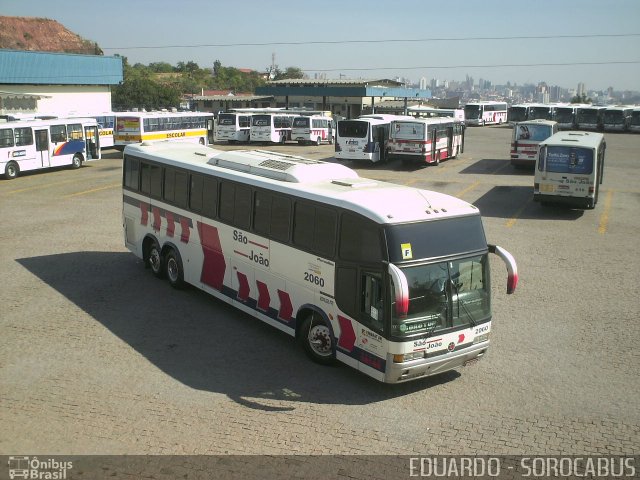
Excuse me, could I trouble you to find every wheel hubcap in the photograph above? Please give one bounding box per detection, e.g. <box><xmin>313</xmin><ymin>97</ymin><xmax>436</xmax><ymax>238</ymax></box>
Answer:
<box><xmin>308</xmin><ymin>324</ymin><xmax>332</xmax><ymax>357</ymax></box>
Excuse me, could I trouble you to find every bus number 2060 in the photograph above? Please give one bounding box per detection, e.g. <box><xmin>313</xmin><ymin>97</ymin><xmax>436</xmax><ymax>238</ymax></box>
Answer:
<box><xmin>304</xmin><ymin>272</ymin><xmax>325</xmax><ymax>287</ymax></box>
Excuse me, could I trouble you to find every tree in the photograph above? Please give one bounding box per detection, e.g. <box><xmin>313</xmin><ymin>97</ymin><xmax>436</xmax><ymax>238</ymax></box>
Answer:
<box><xmin>111</xmin><ymin>57</ymin><xmax>181</xmax><ymax>110</ymax></box>
<box><xmin>571</xmin><ymin>93</ymin><xmax>592</xmax><ymax>104</ymax></box>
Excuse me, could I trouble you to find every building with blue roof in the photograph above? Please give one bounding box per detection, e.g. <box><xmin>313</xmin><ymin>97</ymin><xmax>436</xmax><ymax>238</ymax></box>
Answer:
<box><xmin>0</xmin><ymin>50</ymin><xmax>122</xmax><ymax>116</ymax></box>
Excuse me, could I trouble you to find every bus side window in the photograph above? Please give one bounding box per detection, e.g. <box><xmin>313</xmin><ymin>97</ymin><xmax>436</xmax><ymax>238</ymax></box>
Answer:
<box><xmin>0</xmin><ymin>128</ymin><xmax>14</xmax><ymax>148</ymax></box>
<box><xmin>50</xmin><ymin>124</ymin><xmax>67</xmax><ymax>143</ymax></box>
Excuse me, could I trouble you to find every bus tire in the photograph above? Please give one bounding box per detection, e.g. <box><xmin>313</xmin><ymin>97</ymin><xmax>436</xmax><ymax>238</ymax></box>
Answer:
<box><xmin>71</xmin><ymin>154</ymin><xmax>83</xmax><ymax>169</ymax></box>
<box><xmin>146</xmin><ymin>240</ymin><xmax>164</xmax><ymax>278</ymax></box>
<box><xmin>165</xmin><ymin>248</ymin><xmax>185</xmax><ymax>289</ymax></box>
<box><xmin>299</xmin><ymin>312</ymin><xmax>335</xmax><ymax>365</ymax></box>
<box><xmin>4</xmin><ymin>161</ymin><xmax>19</xmax><ymax>180</ymax></box>
<box><xmin>316</xmin><ymin>137</ymin><xmax>321</xmax><ymax>146</ymax></box>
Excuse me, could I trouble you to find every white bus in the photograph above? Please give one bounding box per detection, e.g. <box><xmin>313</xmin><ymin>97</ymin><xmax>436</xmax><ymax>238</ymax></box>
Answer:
<box><xmin>407</xmin><ymin>106</ymin><xmax>465</xmax><ymax>123</ymax></box>
<box><xmin>335</xmin><ymin>114</ymin><xmax>408</xmax><ymax>163</ymax></box>
<box><xmin>555</xmin><ymin>104</ymin><xmax>582</xmax><ymax>130</ymax></box>
<box><xmin>93</xmin><ymin>112</ymin><xmax>116</xmax><ymax>148</ymax></box>
<box><xmin>507</xmin><ymin>104</ymin><xmax>531</xmax><ymax>125</ymax></box>
<box><xmin>122</xmin><ymin>141</ymin><xmax>518</xmax><ymax>384</ymax></box>
<box><xmin>291</xmin><ymin>115</ymin><xmax>335</xmax><ymax>145</ymax></box>
<box><xmin>510</xmin><ymin>120</ymin><xmax>558</xmax><ymax>168</ymax></box>
<box><xmin>630</xmin><ymin>107</ymin><xmax>640</xmax><ymax>133</ymax></box>
<box><xmin>249</xmin><ymin>113</ymin><xmax>296</xmax><ymax>144</ymax></box>
<box><xmin>387</xmin><ymin>117</ymin><xmax>465</xmax><ymax>166</ymax></box>
<box><xmin>575</xmin><ymin>106</ymin><xmax>606</xmax><ymax>131</ymax></box>
<box><xmin>602</xmin><ymin>106</ymin><xmax>633</xmax><ymax>132</ymax></box>
<box><xmin>527</xmin><ymin>104</ymin><xmax>557</xmax><ymax>121</ymax></box>
<box><xmin>114</xmin><ymin>111</ymin><xmax>215</xmax><ymax>149</ymax></box>
<box><xmin>463</xmin><ymin>102</ymin><xmax>508</xmax><ymax>126</ymax></box>
<box><xmin>534</xmin><ymin>131</ymin><xmax>606</xmax><ymax>209</ymax></box>
<box><xmin>216</xmin><ymin>112</ymin><xmax>252</xmax><ymax>143</ymax></box>
<box><xmin>1</xmin><ymin>117</ymin><xmax>100</xmax><ymax>180</ymax></box>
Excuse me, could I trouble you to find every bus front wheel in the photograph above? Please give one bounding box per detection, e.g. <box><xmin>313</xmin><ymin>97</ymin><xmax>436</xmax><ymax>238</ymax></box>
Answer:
<box><xmin>4</xmin><ymin>161</ymin><xmax>19</xmax><ymax>180</ymax></box>
<box><xmin>300</xmin><ymin>313</ymin><xmax>335</xmax><ymax>365</ymax></box>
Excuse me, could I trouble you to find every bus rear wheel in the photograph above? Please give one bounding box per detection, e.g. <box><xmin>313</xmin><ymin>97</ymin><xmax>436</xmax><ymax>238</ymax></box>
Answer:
<box><xmin>165</xmin><ymin>248</ymin><xmax>185</xmax><ymax>289</ymax></box>
<box><xmin>146</xmin><ymin>241</ymin><xmax>164</xmax><ymax>278</ymax></box>
<box><xmin>4</xmin><ymin>161</ymin><xmax>19</xmax><ymax>180</ymax></box>
<box><xmin>71</xmin><ymin>154</ymin><xmax>83</xmax><ymax>169</ymax></box>
<box><xmin>300</xmin><ymin>313</ymin><xmax>335</xmax><ymax>365</ymax></box>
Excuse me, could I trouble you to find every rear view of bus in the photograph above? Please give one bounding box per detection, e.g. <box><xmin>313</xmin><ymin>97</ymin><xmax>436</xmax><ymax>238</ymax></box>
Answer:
<box><xmin>534</xmin><ymin>131</ymin><xmax>606</xmax><ymax>209</ymax></box>
<box><xmin>510</xmin><ymin>120</ymin><xmax>557</xmax><ymax>167</ymax></box>
<box><xmin>291</xmin><ymin>115</ymin><xmax>334</xmax><ymax>145</ymax></box>
<box><xmin>216</xmin><ymin>113</ymin><xmax>251</xmax><ymax>143</ymax></box>
<box><xmin>335</xmin><ymin>115</ymin><xmax>398</xmax><ymax>162</ymax></box>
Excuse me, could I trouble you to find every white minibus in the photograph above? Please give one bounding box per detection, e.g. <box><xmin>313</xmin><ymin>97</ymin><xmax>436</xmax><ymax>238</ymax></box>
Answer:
<box><xmin>291</xmin><ymin>115</ymin><xmax>335</xmax><ymax>145</ymax></box>
<box><xmin>534</xmin><ymin>131</ymin><xmax>605</xmax><ymax>209</ymax></box>
<box><xmin>510</xmin><ymin>120</ymin><xmax>558</xmax><ymax>167</ymax></box>
<box><xmin>216</xmin><ymin>112</ymin><xmax>252</xmax><ymax>143</ymax></box>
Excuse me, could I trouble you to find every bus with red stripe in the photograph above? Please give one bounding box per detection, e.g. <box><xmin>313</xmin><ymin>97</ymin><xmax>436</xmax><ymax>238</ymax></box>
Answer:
<box><xmin>122</xmin><ymin>141</ymin><xmax>518</xmax><ymax>383</ymax></box>
<box><xmin>291</xmin><ymin>115</ymin><xmax>335</xmax><ymax>145</ymax></box>
<box><xmin>387</xmin><ymin>117</ymin><xmax>465</xmax><ymax>166</ymax></box>
<box><xmin>510</xmin><ymin>120</ymin><xmax>558</xmax><ymax>168</ymax></box>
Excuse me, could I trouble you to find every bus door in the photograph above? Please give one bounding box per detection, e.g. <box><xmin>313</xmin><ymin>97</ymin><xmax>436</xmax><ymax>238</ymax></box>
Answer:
<box><xmin>35</xmin><ymin>129</ymin><xmax>50</xmax><ymax>168</ymax></box>
<box><xmin>207</xmin><ymin>118</ymin><xmax>215</xmax><ymax>144</ymax></box>
<box><xmin>430</xmin><ymin>127</ymin><xmax>437</xmax><ymax>162</ymax></box>
<box><xmin>446</xmin><ymin>126</ymin><xmax>454</xmax><ymax>157</ymax></box>
<box><xmin>84</xmin><ymin>125</ymin><xmax>101</xmax><ymax>160</ymax></box>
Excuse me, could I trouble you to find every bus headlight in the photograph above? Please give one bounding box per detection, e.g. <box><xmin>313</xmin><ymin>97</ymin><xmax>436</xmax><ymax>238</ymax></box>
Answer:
<box><xmin>393</xmin><ymin>351</ymin><xmax>425</xmax><ymax>363</ymax></box>
<box><xmin>473</xmin><ymin>333</ymin><xmax>490</xmax><ymax>344</ymax></box>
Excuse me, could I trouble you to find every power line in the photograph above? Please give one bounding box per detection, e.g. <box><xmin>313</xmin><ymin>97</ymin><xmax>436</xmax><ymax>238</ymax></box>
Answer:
<box><xmin>302</xmin><ymin>60</ymin><xmax>640</xmax><ymax>73</ymax></box>
<box><xmin>103</xmin><ymin>33</ymin><xmax>640</xmax><ymax>50</ymax></box>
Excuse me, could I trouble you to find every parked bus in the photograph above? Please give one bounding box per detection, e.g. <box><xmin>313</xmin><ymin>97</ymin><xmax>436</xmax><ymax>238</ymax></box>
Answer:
<box><xmin>249</xmin><ymin>113</ymin><xmax>296</xmax><ymax>144</ymax></box>
<box><xmin>335</xmin><ymin>114</ymin><xmax>406</xmax><ymax>163</ymax></box>
<box><xmin>575</xmin><ymin>106</ymin><xmax>606</xmax><ymax>131</ymax></box>
<box><xmin>93</xmin><ymin>112</ymin><xmax>116</xmax><ymax>148</ymax></box>
<box><xmin>527</xmin><ymin>104</ymin><xmax>556</xmax><ymax>121</ymax></box>
<box><xmin>630</xmin><ymin>107</ymin><xmax>640</xmax><ymax>133</ymax></box>
<box><xmin>602</xmin><ymin>106</ymin><xmax>633</xmax><ymax>132</ymax></box>
<box><xmin>216</xmin><ymin>112</ymin><xmax>252</xmax><ymax>143</ymax></box>
<box><xmin>555</xmin><ymin>104</ymin><xmax>582</xmax><ymax>130</ymax></box>
<box><xmin>463</xmin><ymin>102</ymin><xmax>508</xmax><ymax>126</ymax></box>
<box><xmin>114</xmin><ymin>111</ymin><xmax>215</xmax><ymax>149</ymax></box>
<box><xmin>407</xmin><ymin>106</ymin><xmax>465</xmax><ymax>123</ymax></box>
<box><xmin>510</xmin><ymin>120</ymin><xmax>558</xmax><ymax>168</ymax></box>
<box><xmin>508</xmin><ymin>104</ymin><xmax>531</xmax><ymax>125</ymax></box>
<box><xmin>1</xmin><ymin>117</ymin><xmax>100</xmax><ymax>180</ymax></box>
<box><xmin>291</xmin><ymin>114</ymin><xmax>335</xmax><ymax>145</ymax></box>
<box><xmin>534</xmin><ymin>131</ymin><xmax>605</xmax><ymax>209</ymax></box>
<box><xmin>387</xmin><ymin>117</ymin><xmax>465</xmax><ymax>165</ymax></box>
<box><xmin>121</xmin><ymin>141</ymin><xmax>518</xmax><ymax>383</ymax></box>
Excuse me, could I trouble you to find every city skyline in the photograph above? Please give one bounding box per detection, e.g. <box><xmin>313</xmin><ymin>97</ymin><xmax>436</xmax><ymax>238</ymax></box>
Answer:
<box><xmin>2</xmin><ymin>0</ymin><xmax>639</xmax><ymax>92</ymax></box>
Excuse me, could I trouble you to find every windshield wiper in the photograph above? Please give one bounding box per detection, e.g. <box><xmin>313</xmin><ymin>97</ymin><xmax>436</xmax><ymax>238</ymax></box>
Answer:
<box><xmin>451</xmin><ymin>279</ymin><xmax>476</xmax><ymax>327</ymax></box>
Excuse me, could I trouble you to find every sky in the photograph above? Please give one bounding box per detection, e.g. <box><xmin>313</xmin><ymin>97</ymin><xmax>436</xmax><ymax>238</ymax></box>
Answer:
<box><xmin>2</xmin><ymin>0</ymin><xmax>640</xmax><ymax>92</ymax></box>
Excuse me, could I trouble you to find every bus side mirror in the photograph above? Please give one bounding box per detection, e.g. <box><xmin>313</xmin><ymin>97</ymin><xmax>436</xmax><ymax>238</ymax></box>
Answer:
<box><xmin>388</xmin><ymin>263</ymin><xmax>409</xmax><ymax>318</ymax></box>
<box><xmin>488</xmin><ymin>244</ymin><xmax>518</xmax><ymax>294</ymax></box>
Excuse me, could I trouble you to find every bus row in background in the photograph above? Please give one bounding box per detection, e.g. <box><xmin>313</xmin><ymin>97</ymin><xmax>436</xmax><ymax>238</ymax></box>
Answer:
<box><xmin>508</xmin><ymin>103</ymin><xmax>640</xmax><ymax>132</ymax></box>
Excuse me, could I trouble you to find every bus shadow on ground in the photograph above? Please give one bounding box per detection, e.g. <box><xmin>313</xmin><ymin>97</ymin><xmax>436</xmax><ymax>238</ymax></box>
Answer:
<box><xmin>473</xmin><ymin>185</ymin><xmax>585</xmax><ymax>221</ymax></box>
<box><xmin>16</xmin><ymin>252</ymin><xmax>459</xmax><ymax>411</ymax></box>
<box><xmin>459</xmin><ymin>158</ymin><xmax>534</xmax><ymax>176</ymax></box>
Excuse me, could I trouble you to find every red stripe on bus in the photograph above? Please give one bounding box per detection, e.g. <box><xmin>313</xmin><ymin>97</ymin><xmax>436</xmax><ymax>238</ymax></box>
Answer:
<box><xmin>197</xmin><ymin>222</ymin><xmax>226</xmax><ymax>291</ymax></box>
<box><xmin>165</xmin><ymin>212</ymin><xmax>175</xmax><ymax>237</ymax></box>
<box><xmin>256</xmin><ymin>281</ymin><xmax>271</xmax><ymax>312</ymax></box>
<box><xmin>277</xmin><ymin>290</ymin><xmax>293</xmax><ymax>322</ymax></box>
<box><xmin>139</xmin><ymin>201</ymin><xmax>149</xmax><ymax>226</ymax></box>
<box><xmin>152</xmin><ymin>207</ymin><xmax>161</xmax><ymax>231</ymax></box>
<box><xmin>337</xmin><ymin>315</ymin><xmax>356</xmax><ymax>352</ymax></box>
<box><xmin>180</xmin><ymin>218</ymin><xmax>190</xmax><ymax>243</ymax></box>
<box><xmin>236</xmin><ymin>272</ymin><xmax>250</xmax><ymax>301</ymax></box>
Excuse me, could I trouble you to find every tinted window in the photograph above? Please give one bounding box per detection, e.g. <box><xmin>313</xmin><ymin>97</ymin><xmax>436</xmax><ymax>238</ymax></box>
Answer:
<box><xmin>220</xmin><ymin>182</ymin><xmax>251</xmax><ymax>229</ymax></box>
<box><xmin>540</xmin><ymin>146</ymin><xmax>594</xmax><ymax>174</ymax></box>
<box><xmin>123</xmin><ymin>155</ymin><xmax>140</xmax><ymax>190</ymax></box>
<box><xmin>340</xmin><ymin>213</ymin><xmax>382</xmax><ymax>263</ymax></box>
<box><xmin>294</xmin><ymin>202</ymin><xmax>337</xmax><ymax>257</ymax></box>
<box><xmin>15</xmin><ymin>127</ymin><xmax>33</xmax><ymax>146</ymax></box>
<box><xmin>50</xmin><ymin>125</ymin><xmax>67</xmax><ymax>143</ymax></box>
<box><xmin>0</xmin><ymin>128</ymin><xmax>13</xmax><ymax>148</ymax></box>
<box><xmin>253</xmin><ymin>191</ymin><xmax>291</xmax><ymax>242</ymax></box>
<box><xmin>190</xmin><ymin>174</ymin><xmax>217</xmax><ymax>218</ymax></box>
<box><xmin>338</xmin><ymin>120</ymin><xmax>368</xmax><ymax>138</ymax></box>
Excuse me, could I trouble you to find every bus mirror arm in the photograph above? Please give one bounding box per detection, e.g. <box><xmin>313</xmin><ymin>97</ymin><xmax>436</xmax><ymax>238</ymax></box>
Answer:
<box><xmin>488</xmin><ymin>244</ymin><xmax>518</xmax><ymax>294</ymax></box>
<box><xmin>387</xmin><ymin>263</ymin><xmax>409</xmax><ymax>318</ymax></box>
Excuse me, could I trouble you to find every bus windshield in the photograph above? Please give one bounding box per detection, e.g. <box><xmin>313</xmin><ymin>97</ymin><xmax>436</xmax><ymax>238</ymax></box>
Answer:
<box><xmin>391</xmin><ymin>255</ymin><xmax>490</xmax><ymax>337</ymax></box>
<box><xmin>540</xmin><ymin>146</ymin><xmax>594</xmax><ymax>174</ymax></box>
<box><xmin>603</xmin><ymin>111</ymin><xmax>623</xmax><ymax>123</ymax></box>
<box><xmin>555</xmin><ymin>109</ymin><xmax>574</xmax><ymax>123</ymax></box>
<box><xmin>338</xmin><ymin>120</ymin><xmax>368</xmax><ymax>138</ymax></box>
<box><xmin>464</xmin><ymin>105</ymin><xmax>481</xmax><ymax>119</ymax></box>
<box><xmin>218</xmin><ymin>114</ymin><xmax>236</xmax><ymax>126</ymax></box>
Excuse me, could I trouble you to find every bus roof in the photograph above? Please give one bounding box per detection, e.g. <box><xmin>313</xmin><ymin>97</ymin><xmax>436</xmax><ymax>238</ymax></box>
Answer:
<box><xmin>0</xmin><ymin>117</ymin><xmax>98</xmax><ymax>127</ymax></box>
<box><xmin>539</xmin><ymin>131</ymin><xmax>605</xmax><ymax>149</ymax></box>
<box><xmin>125</xmin><ymin>141</ymin><xmax>479</xmax><ymax>225</ymax></box>
<box><xmin>391</xmin><ymin>117</ymin><xmax>460</xmax><ymax>125</ymax></box>
<box><xmin>514</xmin><ymin>119</ymin><xmax>557</xmax><ymax>127</ymax></box>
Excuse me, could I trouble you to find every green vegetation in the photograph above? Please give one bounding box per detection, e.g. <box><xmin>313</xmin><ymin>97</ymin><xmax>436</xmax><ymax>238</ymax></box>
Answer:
<box><xmin>112</xmin><ymin>57</ymin><xmax>305</xmax><ymax>110</ymax></box>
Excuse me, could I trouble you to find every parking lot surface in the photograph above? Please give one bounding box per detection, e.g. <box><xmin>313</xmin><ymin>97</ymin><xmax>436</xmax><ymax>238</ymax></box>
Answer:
<box><xmin>1</xmin><ymin>126</ymin><xmax>638</xmax><ymax>460</ymax></box>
